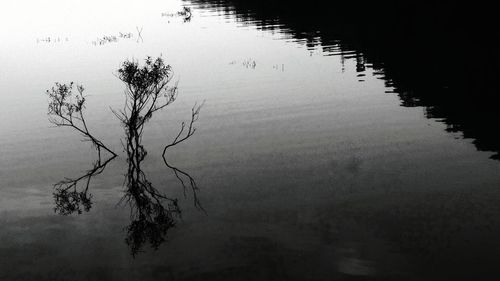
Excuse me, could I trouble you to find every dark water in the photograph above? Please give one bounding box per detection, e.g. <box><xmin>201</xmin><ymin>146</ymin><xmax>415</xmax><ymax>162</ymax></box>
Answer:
<box><xmin>1</xmin><ymin>1</ymin><xmax>500</xmax><ymax>280</ymax></box>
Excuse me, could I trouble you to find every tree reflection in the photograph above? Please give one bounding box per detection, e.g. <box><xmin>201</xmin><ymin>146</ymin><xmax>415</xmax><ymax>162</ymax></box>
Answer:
<box><xmin>49</xmin><ymin>56</ymin><xmax>202</xmax><ymax>256</ymax></box>
<box><xmin>52</xmin><ymin>142</ymin><xmax>198</xmax><ymax>256</ymax></box>
<box><xmin>51</xmin><ymin>120</ymin><xmax>201</xmax><ymax>256</ymax></box>
<box><xmin>53</xmin><ymin>155</ymin><xmax>116</xmax><ymax>215</ymax></box>
<box><xmin>121</xmin><ymin>139</ymin><xmax>182</xmax><ymax>256</ymax></box>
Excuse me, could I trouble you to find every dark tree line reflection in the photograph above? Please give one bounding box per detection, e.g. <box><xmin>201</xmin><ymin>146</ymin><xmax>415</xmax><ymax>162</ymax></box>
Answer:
<box><xmin>47</xmin><ymin>56</ymin><xmax>202</xmax><ymax>256</ymax></box>
<box><xmin>188</xmin><ymin>0</ymin><xmax>500</xmax><ymax>159</ymax></box>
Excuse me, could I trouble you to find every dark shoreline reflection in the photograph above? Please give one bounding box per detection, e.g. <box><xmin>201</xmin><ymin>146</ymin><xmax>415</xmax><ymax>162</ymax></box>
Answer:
<box><xmin>187</xmin><ymin>0</ymin><xmax>500</xmax><ymax>159</ymax></box>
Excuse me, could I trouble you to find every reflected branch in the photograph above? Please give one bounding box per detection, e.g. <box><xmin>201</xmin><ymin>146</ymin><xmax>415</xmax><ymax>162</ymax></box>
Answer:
<box><xmin>53</xmin><ymin>154</ymin><xmax>116</xmax><ymax>215</ymax></box>
<box><xmin>163</xmin><ymin>157</ymin><xmax>204</xmax><ymax>212</ymax></box>
<box><xmin>121</xmin><ymin>145</ymin><xmax>182</xmax><ymax>256</ymax></box>
<box><xmin>48</xmin><ymin>56</ymin><xmax>203</xmax><ymax>257</ymax></box>
<box><xmin>120</xmin><ymin>122</ymin><xmax>183</xmax><ymax>256</ymax></box>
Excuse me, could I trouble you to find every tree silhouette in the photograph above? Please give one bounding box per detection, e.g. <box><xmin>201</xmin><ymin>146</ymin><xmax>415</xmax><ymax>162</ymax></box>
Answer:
<box><xmin>47</xmin><ymin>56</ymin><xmax>203</xmax><ymax>256</ymax></box>
<box><xmin>46</xmin><ymin>82</ymin><xmax>117</xmax><ymax>158</ymax></box>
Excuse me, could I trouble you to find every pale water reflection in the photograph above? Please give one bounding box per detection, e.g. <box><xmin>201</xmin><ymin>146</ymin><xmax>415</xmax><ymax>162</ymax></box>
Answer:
<box><xmin>1</xmin><ymin>0</ymin><xmax>500</xmax><ymax>280</ymax></box>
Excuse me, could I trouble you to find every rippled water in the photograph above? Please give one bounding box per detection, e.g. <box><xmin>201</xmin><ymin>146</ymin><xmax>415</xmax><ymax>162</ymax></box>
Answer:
<box><xmin>1</xmin><ymin>0</ymin><xmax>500</xmax><ymax>280</ymax></box>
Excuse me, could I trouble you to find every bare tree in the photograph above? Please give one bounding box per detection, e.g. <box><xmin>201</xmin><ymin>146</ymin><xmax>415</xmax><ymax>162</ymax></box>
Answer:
<box><xmin>162</xmin><ymin>103</ymin><xmax>204</xmax><ymax>210</ymax></box>
<box><xmin>48</xmin><ymin>56</ymin><xmax>204</xmax><ymax>256</ymax></box>
<box><xmin>46</xmin><ymin>82</ymin><xmax>117</xmax><ymax>158</ymax></box>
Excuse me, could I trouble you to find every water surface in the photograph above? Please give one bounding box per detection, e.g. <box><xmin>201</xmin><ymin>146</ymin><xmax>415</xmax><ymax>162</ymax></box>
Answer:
<box><xmin>1</xmin><ymin>1</ymin><xmax>500</xmax><ymax>280</ymax></box>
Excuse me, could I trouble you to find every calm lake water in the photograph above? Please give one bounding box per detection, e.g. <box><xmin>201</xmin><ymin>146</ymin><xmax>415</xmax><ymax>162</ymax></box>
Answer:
<box><xmin>1</xmin><ymin>0</ymin><xmax>500</xmax><ymax>280</ymax></box>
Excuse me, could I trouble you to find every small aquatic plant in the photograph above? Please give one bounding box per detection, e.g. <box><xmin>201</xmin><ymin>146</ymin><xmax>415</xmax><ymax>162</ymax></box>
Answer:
<box><xmin>161</xmin><ymin>6</ymin><xmax>192</xmax><ymax>22</ymax></box>
<box><xmin>178</xmin><ymin>6</ymin><xmax>192</xmax><ymax>22</ymax></box>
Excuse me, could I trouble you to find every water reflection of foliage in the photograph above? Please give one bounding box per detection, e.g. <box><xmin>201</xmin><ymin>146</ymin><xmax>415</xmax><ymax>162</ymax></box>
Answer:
<box><xmin>53</xmin><ymin>155</ymin><xmax>116</xmax><ymax>215</ymax></box>
<box><xmin>47</xmin><ymin>56</ymin><xmax>202</xmax><ymax>256</ymax></box>
<box><xmin>121</xmin><ymin>140</ymin><xmax>182</xmax><ymax>256</ymax></box>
